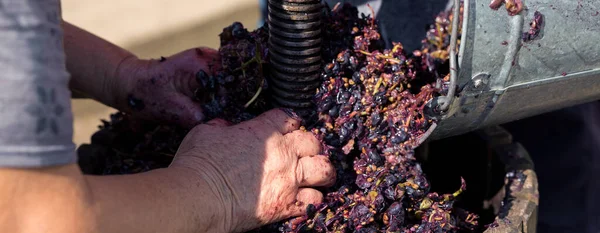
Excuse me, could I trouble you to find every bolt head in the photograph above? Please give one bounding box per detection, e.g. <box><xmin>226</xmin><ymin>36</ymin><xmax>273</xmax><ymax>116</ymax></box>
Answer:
<box><xmin>471</xmin><ymin>73</ymin><xmax>490</xmax><ymax>90</ymax></box>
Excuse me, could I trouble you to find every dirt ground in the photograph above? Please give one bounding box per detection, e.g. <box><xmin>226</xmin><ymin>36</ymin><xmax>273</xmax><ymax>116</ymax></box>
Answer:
<box><xmin>64</xmin><ymin>1</ymin><xmax>260</xmax><ymax>146</ymax></box>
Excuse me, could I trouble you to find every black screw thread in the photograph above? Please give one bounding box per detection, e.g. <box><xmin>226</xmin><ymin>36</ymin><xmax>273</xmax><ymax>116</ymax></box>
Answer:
<box><xmin>267</xmin><ymin>0</ymin><xmax>323</xmax><ymax>112</ymax></box>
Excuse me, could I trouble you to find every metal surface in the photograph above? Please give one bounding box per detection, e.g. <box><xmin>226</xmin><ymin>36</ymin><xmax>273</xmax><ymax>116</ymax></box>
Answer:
<box><xmin>267</xmin><ymin>0</ymin><xmax>323</xmax><ymax>113</ymax></box>
<box><xmin>430</xmin><ymin>0</ymin><xmax>600</xmax><ymax>140</ymax></box>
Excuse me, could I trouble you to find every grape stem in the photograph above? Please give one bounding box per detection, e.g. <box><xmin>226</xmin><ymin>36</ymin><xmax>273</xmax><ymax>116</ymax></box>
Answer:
<box><xmin>448</xmin><ymin>177</ymin><xmax>467</xmax><ymax>200</ymax></box>
<box><xmin>241</xmin><ymin>42</ymin><xmax>266</xmax><ymax>108</ymax></box>
<box><xmin>244</xmin><ymin>79</ymin><xmax>264</xmax><ymax>108</ymax></box>
<box><xmin>373</xmin><ymin>75</ymin><xmax>384</xmax><ymax>95</ymax></box>
<box><xmin>357</xmin><ymin>50</ymin><xmax>401</xmax><ymax>64</ymax></box>
<box><xmin>331</xmin><ymin>2</ymin><xmax>341</xmax><ymax>11</ymax></box>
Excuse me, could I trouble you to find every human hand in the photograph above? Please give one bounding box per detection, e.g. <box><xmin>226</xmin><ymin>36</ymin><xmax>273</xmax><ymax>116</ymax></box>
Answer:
<box><xmin>171</xmin><ymin>109</ymin><xmax>336</xmax><ymax>233</ymax></box>
<box><xmin>115</xmin><ymin>47</ymin><xmax>220</xmax><ymax>128</ymax></box>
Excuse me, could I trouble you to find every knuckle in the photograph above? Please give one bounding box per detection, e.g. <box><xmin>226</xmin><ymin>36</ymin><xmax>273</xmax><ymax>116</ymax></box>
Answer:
<box><xmin>190</xmin><ymin>123</ymin><xmax>216</xmax><ymax>134</ymax></box>
<box><xmin>306</xmin><ymin>190</ymin><xmax>324</xmax><ymax>203</ymax></box>
<box><xmin>299</xmin><ymin>131</ymin><xmax>320</xmax><ymax>144</ymax></box>
<box><xmin>258</xmin><ymin>113</ymin><xmax>280</xmax><ymax>130</ymax></box>
<box><xmin>289</xmin><ymin>131</ymin><xmax>321</xmax><ymax>152</ymax></box>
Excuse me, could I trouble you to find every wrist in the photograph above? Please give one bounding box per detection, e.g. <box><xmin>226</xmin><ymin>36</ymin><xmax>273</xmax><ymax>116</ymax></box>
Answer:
<box><xmin>86</xmin><ymin>166</ymin><xmax>229</xmax><ymax>233</ymax></box>
<box><xmin>168</xmin><ymin>163</ymin><xmax>232</xmax><ymax>233</ymax></box>
<box><xmin>107</xmin><ymin>55</ymin><xmax>148</xmax><ymax>111</ymax></box>
<box><xmin>170</xmin><ymin>158</ymin><xmax>239</xmax><ymax>233</ymax></box>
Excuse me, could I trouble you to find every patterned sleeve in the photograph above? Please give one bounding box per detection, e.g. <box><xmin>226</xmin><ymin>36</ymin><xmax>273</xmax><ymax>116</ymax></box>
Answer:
<box><xmin>0</xmin><ymin>0</ymin><xmax>76</xmax><ymax>167</ymax></box>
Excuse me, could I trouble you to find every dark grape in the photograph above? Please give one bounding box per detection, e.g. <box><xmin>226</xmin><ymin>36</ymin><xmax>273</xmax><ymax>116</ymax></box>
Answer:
<box><xmin>318</xmin><ymin>96</ymin><xmax>335</xmax><ymax>112</ymax></box>
<box><xmin>306</xmin><ymin>204</ymin><xmax>317</xmax><ymax>218</ymax></box>
<box><xmin>339</xmin><ymin>125</ymin><xmax>351</xmax><ymax>142</ymax></box>
<box><xmin>349</xmin><ymin>204</ymin><xmax>374</xmax><ymax>227</ymax></box>
<box><xmin>384</xmin><ymin>202</ymin><xmax>405</xmax><ymax>230</ymax></box>
<box><xmin>367</xmin><ymin>149</ymin><xmax>384</xmax><ymax>166</ymax></box>
<box><xmin>231</xmin><ymin>22</ymin><xmax>248</xmax><ymax>38</ymax></box>
<box><xmin>391</xmin><ymin>129</ymin><xmax>408</xmax><ymax>144</ymax></box>
<box><xmin>336</xmin><ymin>91</ymin><xmax>351</xmax><ymax>104</ymax></box>
<box><xmin>328</xmin><ymin>105</ymin><xmax>340</xmax><ymax>118</ymax></box>
<box><xmin>196</xmin><ymin>70</ymin><xmax>209</xmax><ymax>88</ymax></box>
<box><xmin>356</xmin><ymin>174</ymin><xmax>372</xmax><ymax>189</ymax></box>
<box><xmin>370</xmin><ymin>112</ymin><xmax>381</xmax><ymax>126</ymax></box>
<box><xmin>354</xmin><ymin>227</ymin><xmax>378</xmax><ymax>233</ymax></box>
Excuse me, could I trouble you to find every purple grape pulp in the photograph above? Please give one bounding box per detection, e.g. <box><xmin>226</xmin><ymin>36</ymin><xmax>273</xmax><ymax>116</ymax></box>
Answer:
<box><xmin>78</xmin><ymin>2</ymin><xmax>483</xmax><ymax>232</ymax></box>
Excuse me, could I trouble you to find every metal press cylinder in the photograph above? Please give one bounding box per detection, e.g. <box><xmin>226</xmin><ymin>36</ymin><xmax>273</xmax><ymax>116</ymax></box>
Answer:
<box><xmin>430</xmin><ymin>0</ymin><xmax>600</xmax><ymax>139</ymax></box>
<box><xmin>267</xmin><ymin>0</ymin><xmax>323</xmax><ymax>111</ymax></box>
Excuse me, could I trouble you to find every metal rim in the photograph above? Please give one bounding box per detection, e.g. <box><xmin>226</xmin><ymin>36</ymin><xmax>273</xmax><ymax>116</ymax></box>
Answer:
<box><xmin>436</xmin><ymin>0</ymin><xmax>460</xmax><ymax>113</ymax></box>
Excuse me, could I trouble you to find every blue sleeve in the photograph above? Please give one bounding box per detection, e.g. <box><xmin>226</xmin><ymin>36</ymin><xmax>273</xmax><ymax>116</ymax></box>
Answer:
<box><xmin>0</xmin><ymin>0</ymin><xmax>76</xmax><ymax>168</ymax></box>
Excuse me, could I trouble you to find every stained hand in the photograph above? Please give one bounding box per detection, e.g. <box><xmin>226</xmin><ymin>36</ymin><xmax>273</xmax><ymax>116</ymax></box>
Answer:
<box><xmin>171</xmin><ymin>109</ymin><xmax>336</xmax><ymax>232</ymax></box>
<box><xmin>118</xmin><ymin>47</ymin><xmax>220</xmax><ymax>128</ymax></box>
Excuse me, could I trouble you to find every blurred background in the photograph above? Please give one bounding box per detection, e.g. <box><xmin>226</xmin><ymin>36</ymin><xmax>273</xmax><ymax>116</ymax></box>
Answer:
<box><xmin>62</xmin><ymin>0</ymin><xmax>260</xmax><ymax>146</ymax></box>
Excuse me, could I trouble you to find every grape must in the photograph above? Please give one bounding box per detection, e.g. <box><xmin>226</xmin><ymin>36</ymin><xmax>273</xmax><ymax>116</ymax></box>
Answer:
<box><xmin>80</xmin><ymin>2</ymin><xmax>482</xmax><ymax>232</ymax></box>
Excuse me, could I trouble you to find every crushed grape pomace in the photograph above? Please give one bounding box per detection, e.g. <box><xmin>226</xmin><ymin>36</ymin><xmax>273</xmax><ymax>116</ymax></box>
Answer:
<box><xmin>78</xmin><ymin>2</ymin><xmax>483</xmax><ymax>232</ymax></box>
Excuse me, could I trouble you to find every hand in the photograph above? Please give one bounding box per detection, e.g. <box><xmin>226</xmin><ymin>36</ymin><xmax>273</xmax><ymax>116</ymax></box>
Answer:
<box><xmin>171</xmin><ymin>109</ymin><xmax>336</xmax><ymax>232</ymax></box>
<box><xmin>116</xmin><ymin>47</ymin><xmax>220</xmax><ymax>128</ymax></box>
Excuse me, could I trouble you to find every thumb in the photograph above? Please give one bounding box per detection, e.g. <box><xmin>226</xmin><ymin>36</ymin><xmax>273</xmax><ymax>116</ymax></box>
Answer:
<box><xmin>169</xmin><ymin>95</ymin><xmax>206</xmax><ymax>129</ymax></box>
<box><xmin>206</xmin><ymin>118</ymin><xmax>232</xmax><ymax>127</ymax></box>
<box><xmin>167</xmin><ymin>47</ymin><xmax>221</xmax><ymax>98</ymax></box>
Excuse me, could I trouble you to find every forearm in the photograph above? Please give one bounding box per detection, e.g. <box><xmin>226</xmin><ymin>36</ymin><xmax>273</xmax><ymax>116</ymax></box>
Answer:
<box><xmin>63</xmin><ymin>21</ymin><xmax>142</xmax><ymax>109</ymax></box>
<box><xmin>87</xmin><ymin>166</ymin><xmax>226</xmax><ymax>233</ymax></box>
<box><xmin>0</xmin><ymin>164</ymin><xmax>224</xmax><ymax>233</ymax></box>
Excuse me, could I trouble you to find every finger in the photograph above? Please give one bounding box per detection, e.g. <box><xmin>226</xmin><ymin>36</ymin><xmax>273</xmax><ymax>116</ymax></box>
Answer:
<box><xmin>196</xmin><ymin>47</ymin><xmax>221</xmax><ymax>66</ymax></box>
<box><xmin>245</xmin><ymin>108</ymin><xmax>302</xmax><ymax>135</ymax></box>
<box><xmin>285</xmin><ymin>188</ymin><xmax>324</xmax><ymax>218</ymax></box>
<box><xmin>171</xmin><ymin>47</ymin><xmax>220</xmax><ymax>73</ymax></box>
<box><xmin>171</xmin><ymin>47</ymin><xmax>221</xmax><ymax>97</ymax></box>
<box><xmin>297</xmin><ymin>155</ymin><xmax>336</xmax><ymax>187</ymax></box>
<box><xmin>189</xmin><ymin>67</ymin><xmax>219</xmax><ymax>97</ymax></box>
<box><xmin>166</xmin><ymin>95</ymin><xmax>206</xmax><ymax>129</ymax></box>
<box><xmin>284</xmin><ymin>130</ymin><xmax>321</xmax><ymax>157</ymax></box>
<box><xmin>206</xmin><ymin>118</ymin><xmax>232</xmax><ymax>127</ymax></box>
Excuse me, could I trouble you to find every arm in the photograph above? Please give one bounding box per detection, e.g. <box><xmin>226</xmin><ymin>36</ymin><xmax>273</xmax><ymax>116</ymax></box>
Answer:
<box><xmin>0</xmin><ymin>109</ymin><xmax>335</xmax><ymax>233</ymax></box>
<box><xmin>0</xmin><ymin>165</ymin><xmax>225</xmax><ymax>233</ymax></box>
<box><xmin>62</xmin><ymin>20</ymin><xmax>217</xmax><ymax>128</ymax></box>
<box><xmin>1</xmin><ymin>3</ymin><xmax>333</xmax><ymax>232</ymax></box>
<box><xmin>0</xmin><ymin>5</ymin><xmax>223</xmax><ymax>231</ymax></box>
<box><xmin>63</xmin><ymin>21</ymin><xmax>140</xmax><ymax>110</ymax></box>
